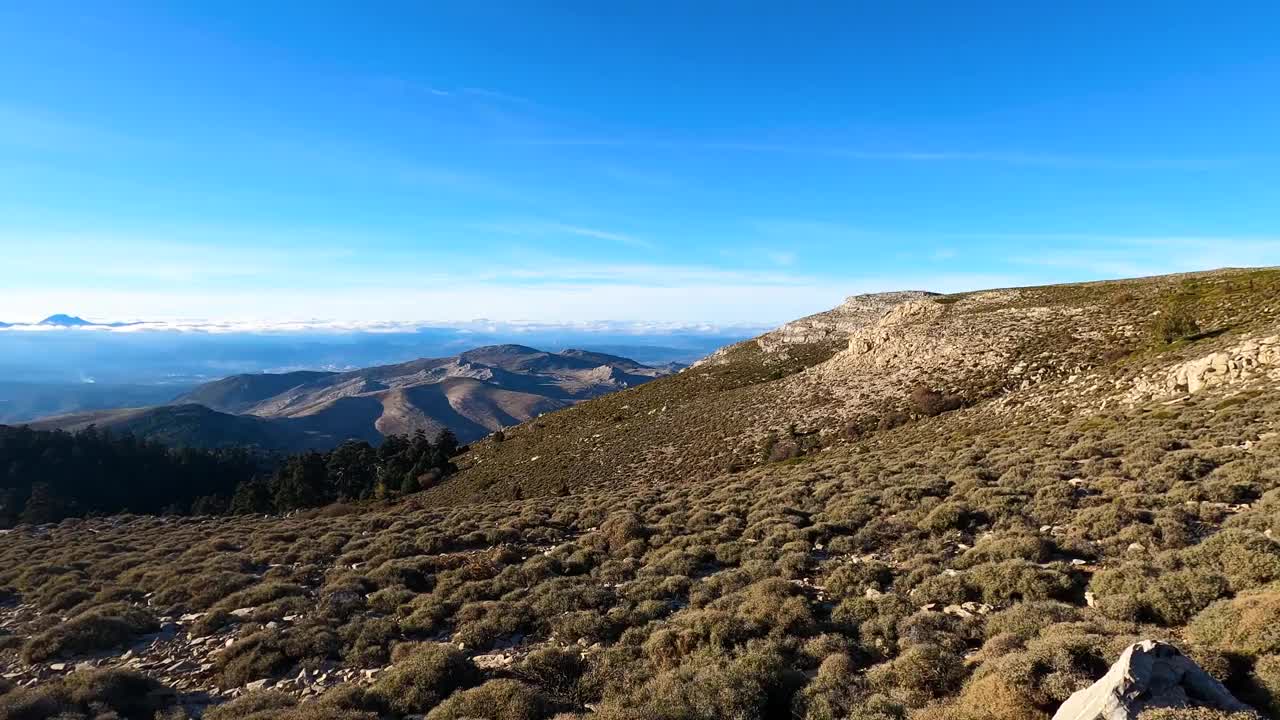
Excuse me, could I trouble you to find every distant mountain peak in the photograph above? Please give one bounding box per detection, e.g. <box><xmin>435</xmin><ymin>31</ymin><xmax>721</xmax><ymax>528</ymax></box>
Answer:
<box><xmin>39</xmin><ymin>314</ymin><xmax>94</xmax><ymax>327</ymax></box>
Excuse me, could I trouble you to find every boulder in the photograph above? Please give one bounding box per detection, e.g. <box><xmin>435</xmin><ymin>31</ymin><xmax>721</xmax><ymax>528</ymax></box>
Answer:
<box><xmin>1052</xmin><ymin>641</ymin><xmax>1253</xmax><ymax>720</ymax></box>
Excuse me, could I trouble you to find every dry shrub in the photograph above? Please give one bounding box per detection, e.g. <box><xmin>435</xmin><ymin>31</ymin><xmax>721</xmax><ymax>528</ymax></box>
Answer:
<box><xmin>791</xmin><ymin>654</ymin><xmax>878</xmax><ymax>720</ymax></box>
<box><xmin>1151</xmin><ymin>307</ymin><xmax>1200</xmax><ymax>344</ymax></box>
<box><xmin>217</xmin><ymin>624</ymin><xmax>338</xmax><ymax>688</ymax></box>
<box><xmin>204</xmin><ymin>690</ymin><xmax>296</xmax><ymax>720</ymax></box>
<box><xmin>595</xmin><ymin>642</ymin><xmax>800</xmax><ymax>720</ymax></box>
<box><xmin>514</xmin><ymin>646</ymin><xmax>588</xmax><ymax>707</ymax></box>
<box><xmin>941</xmin><ymin>672</ymin><xmax>1051</xmax><ymax>720</ymax></box>
<box><xmin>984</xmin><ymin>602</ymin><xmax>1082</xmax><ymax>641</ymax></box>
<box><xmin>959</xmin><ymin>623</ymin><xmax>1131</xmax><ymax>715</ymax></box>
<box><xmin>0</xmin><ymin>668</ymin><xmax>172</xmax><ymax>720</ymax></box>
<box><xmin>22</xmin><ymin>602</ymin><xmax>157</xmax><ymax>663</ymax></box>
<box><xmin>1187</xmin><ymin>590</ymin><xmax>1280</xmax><ymax>658</ymax></box>
<box><xmin>867</xmin><ymin>643</ymin><xmax>967</xmax><ymax>708</ymax></box>
<box><xmin>822</xmin><ymin>560</ymin><xmax>893</xmax><ymax>600</ymax></box>
<box><xmin>1184</xmin><ymin>531</ymin><xmax>1280</xmax><ymax>593</ymax></box>
<box><xmin>424</xmin><ymin>679</ymin><xmax>545</xmax><ymax>720</ymax></box>
<box><xmin>910</xmin><ymin>386</ymin><xmax>964</xmax><ymax>417</ymax></box>
<box><xmin>370</xmin><ymin>641</ymin><xmax>481</xmax><ymax>714</ymax></box>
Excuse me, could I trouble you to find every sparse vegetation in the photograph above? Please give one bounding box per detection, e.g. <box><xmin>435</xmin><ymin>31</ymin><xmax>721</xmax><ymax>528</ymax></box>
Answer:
<box><xmin>3</xmin><ymin>269</ymin><xmax>1280</xmax><ymax>718</ymax></box>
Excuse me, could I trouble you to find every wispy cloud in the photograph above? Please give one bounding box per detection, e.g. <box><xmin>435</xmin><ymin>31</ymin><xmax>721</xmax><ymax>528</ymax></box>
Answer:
<box><xmin>503</xmin><ymin>136</ymin><xmax>1236</xmax><ymax>170</ymax></box>
<box><xmin>547</xmin><ymin>223</ymin><xmax>654</xmax><ymax>250</ymax></box>
<box><xmin>476</xmin><ymin>221</ymin><xmax>657</xmax><ymax>250</ymax></box>
<box><xmin>0</xmin><ymin>104</ymin><xmax>146</xmax><ymax>155</ymax></box>
<box><xmin>461</xmin><ymin>87</ymin><xmax>535</xmax><ymax>105</ymax></box>
<box><xmin>994</xmin><ymin>234</ymin><xmax>1280</xmax><ymax>276</ymax></box>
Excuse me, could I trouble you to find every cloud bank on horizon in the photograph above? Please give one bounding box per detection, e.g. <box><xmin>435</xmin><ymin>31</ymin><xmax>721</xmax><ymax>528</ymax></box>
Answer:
<box><xmin>0</xmin><ymin>316</ymin><xmax>771</xmax><ymax>336</ymax></box>
<box><xmin>2</xmin><ymin>5</ymin><xmax>1279</xmax><ymax>325</ymax></box>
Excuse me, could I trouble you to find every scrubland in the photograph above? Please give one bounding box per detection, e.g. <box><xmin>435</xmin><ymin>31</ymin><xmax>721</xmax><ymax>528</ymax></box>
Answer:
<box><xmin>3</xmin><ymin>269</ymin><xmax>1280</xmax><ymax>719</ymax></box>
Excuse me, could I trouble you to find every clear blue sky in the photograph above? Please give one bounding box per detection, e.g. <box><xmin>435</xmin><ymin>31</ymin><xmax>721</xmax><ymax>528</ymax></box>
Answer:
<box><xmin>2</xmin><ymin>2</ymin><xmax>1278</xmax><ymax>324</ymax></box>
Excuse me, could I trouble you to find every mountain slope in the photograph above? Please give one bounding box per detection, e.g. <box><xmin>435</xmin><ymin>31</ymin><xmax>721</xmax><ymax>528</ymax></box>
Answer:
<box><xmin>435</xmin><ymin>267</ymin><xmax>1280</xmax><ymax>503</ymax></box>
<box><xmin>27</xmin><ymin>403</ymin><xmax>334</xmax><ymax>450</ymax></box>
<box><xmin>6</xmin><ymin>269</ymin><xmax>1280</xmax><ymax>718</ymax></box>
<box><xmin>31</xmin><ymin>345</ymin><xmax>676</xmax><ymax>450</ymax></box>
<box><xmin>2</xmin><ymin>266</ymin><xmax>1280</xmax><ymax>712</ymax></box>
<box><xmin>175</xmin><ymin>370</ymin><xmax>337</xmax><ymax>414</ymax></box>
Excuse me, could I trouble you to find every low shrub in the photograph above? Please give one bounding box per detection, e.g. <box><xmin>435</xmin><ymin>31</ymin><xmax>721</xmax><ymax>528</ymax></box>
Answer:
<box><xmin>910</xmin><ymin>386</ymin><xmax>965</xmax><ymax>417</ymax></box>
<box><xmin>370</xmin><ymin>642</ymin><xmax>481</xmax><ymax>714</ymax></box>
<box><xmin>1187</xmin><ymin>590</ymin><xmax>1280</xmax><ymax>658</ymax></box>
<box><xmin>424</xmin><ymin>679</ymin><xmax>545</xmax><ymax>720</ymax></box>
<box><xmin>867</xmin><ymin>643</ymin><xmax>967</xmax><ymax>708</ymax></box>
<box><xmin>22</xmin><ymin>602</ymin><xmax>157</xmax><ymax>663</ymax></box>
<box><xmin>0</xmin><ymin>668</ymin><xmax>172</xmax><ymax>720</ymax></box>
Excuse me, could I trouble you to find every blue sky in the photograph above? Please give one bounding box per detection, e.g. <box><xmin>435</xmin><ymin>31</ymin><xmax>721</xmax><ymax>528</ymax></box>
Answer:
<box><xmin>2</xmin><ymin>2</ymin><xmax>1278</xmax><ymax>324</ymax></box>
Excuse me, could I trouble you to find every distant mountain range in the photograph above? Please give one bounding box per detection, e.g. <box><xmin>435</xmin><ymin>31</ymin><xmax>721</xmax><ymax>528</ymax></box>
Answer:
<box><xmin>25</xmin><ymin>344</ymin><xmax>680</xmax><ymax>450</ymax></box>
<box><xmin>39</xmin><ymin>314</ymin><xmax>95</xmax><ymax>327</ymax></box>
<box><xmin>0</xmin><ymin>314</ymin><xmax>143</xmax><ymax>329</ymax></box>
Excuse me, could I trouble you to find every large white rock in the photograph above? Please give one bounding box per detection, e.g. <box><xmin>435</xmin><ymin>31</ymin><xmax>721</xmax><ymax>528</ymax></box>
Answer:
<box><xmin>1052</xmin><ymin>640</ymin><xmax>1253</xmax><ymax>720</ymax></box>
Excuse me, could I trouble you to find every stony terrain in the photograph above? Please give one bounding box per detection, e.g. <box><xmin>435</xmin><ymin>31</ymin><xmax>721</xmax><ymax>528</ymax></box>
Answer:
<box><xmin>3</xmin><ymin>268</ymin><xmax>1280</xmax><ymax>720</ymax></box>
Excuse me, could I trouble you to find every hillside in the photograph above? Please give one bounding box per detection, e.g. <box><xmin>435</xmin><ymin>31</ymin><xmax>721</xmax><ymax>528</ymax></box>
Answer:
<box><xmin>26</xmin><ymin>404</ymin><xmax>340</xmax><ymax>451</ymax></box>
<box><xmin>30</xmin><ymin>346</ymin><xmax>676</xmax><ymax>451</ymax></box>
<box><xmin>3</xmin><ymin>268</ymin><xmax>1280</xmax><ymax>720</ymax></box>
<box><xmin>434</xmin><ymin>269</ymin><xmax>1280</xmax><ymax>504</ymax></box>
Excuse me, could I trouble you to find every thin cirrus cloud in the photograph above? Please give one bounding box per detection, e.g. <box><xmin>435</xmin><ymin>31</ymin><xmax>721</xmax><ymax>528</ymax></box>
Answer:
<box><xmin>475</xmin><ymin>221</ymin><xmax>657</xmax><ymax>250</ymax></box>
<box><xmin>991</xmin><ymin>234</ymin><xmax>1280</xmax><ymax>277</ymax></box>
<box><xmin>503</xmin><ymin>136</ymin><xmax>1235</xmax><ymax>170</ymax></box>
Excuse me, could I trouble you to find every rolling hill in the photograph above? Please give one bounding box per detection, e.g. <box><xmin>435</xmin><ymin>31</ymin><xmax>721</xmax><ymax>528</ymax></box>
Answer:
<box><xmin>27</xmin><ymin>345</ymin><xmax>678</xmax><ymax>450</ymax></box>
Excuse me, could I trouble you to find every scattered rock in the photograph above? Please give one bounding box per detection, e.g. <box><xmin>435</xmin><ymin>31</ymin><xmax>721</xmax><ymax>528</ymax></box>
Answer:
<box><xmin>1051</xmin><ymin>640</ymin><xmax>1253</xmax><ymax>720</ymax></box>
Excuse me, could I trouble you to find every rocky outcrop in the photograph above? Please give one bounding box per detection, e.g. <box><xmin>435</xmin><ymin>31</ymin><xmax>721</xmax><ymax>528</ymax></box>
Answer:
<box><xmin>754</xmin><ymin>291</ymin><xmax>937</xmax><ymax>354</ymax></box>
<box><xmin>1168</xmin><ymin>336</ymin><xmax>1280</xmax><ymax>394</ymax></box>
<box><xmin>1051</xmin><ymin>641</ymin><xmax>1253</xmax><ymax>720</ymax></box>
<box><xmin>1127</xmin><ymin>335</ymin><xmax>1280</xmax><ymax>402</ymax></box>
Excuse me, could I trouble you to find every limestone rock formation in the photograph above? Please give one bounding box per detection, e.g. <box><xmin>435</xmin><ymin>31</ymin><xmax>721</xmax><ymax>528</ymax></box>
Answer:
<box><xmin>751</xmin><ymin>291</ymin><xmax>937</xmax><ymax>354</ymax></box>
<box><xmin>1051</xmin><ymin>641</ymin><xmax>1253</xmax><ymax>720</ymax></box>
<box><xmin>1127</xmin><ymin>335</ymin><xmax>1280</xmax><ymax>403</ymax></box>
